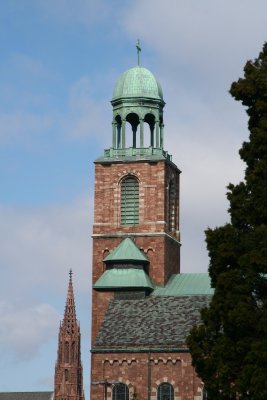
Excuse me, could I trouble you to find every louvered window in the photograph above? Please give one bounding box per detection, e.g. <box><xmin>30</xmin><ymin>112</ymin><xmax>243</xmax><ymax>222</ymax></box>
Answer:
<box><xmin>157</xmin><ymin>383</ymin><xmax>174</xmax><ymax>400</ymax></box>
<box><xmin>112</xmin><ymin>383</ymin><xmax>129</xmax><ymax>400</ymax></box>
<box><xmin>121</xmin><ymin>177</ymin><xmax>139</xmax><ymax>225</ymax></box>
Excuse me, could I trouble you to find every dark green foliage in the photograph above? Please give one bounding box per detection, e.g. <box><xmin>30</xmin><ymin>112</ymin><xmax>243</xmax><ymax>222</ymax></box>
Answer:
<box><xmin>187</xmin><ymin>43</ymin><xmax>267</xmax><ymax>399</ymax></box>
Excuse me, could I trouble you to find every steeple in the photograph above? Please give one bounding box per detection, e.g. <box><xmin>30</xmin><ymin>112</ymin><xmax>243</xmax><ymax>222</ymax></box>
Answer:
<box><xmin>63</xmin><ymin>269</ymin><xmax>77</xmax><ymax>331</ymax></box>
<box><xmin>54</xmin><ymin>270</ymin><xmax>84</xmax><ymax>400</ymax></box>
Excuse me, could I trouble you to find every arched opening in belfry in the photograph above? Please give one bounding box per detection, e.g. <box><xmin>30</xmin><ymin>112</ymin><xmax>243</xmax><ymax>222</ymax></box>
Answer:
<box><xmin>113</xmin><ymin>112</ymin><xmax>164</xmax><ymax>149</ymax></box>
<box><xmin>144</xmin><ymin>113</ymin><xmax>155</xmax><ymax>147</ymax></box>
<box><xmin>115</xmin><ymin>115</ymin><xmax>122</xmax><ymax>148</ymax></box>
<box><xmin>126</xmin><ymin>112</ymin><xmax>139</xmax><ymax>148</ymax></box>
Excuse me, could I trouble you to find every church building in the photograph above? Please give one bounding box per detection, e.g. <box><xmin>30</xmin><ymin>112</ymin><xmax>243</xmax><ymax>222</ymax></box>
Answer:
<box><xmin>0</xmin><ymin>52</ymin><xmax>212</xmax><ymax>400</ymax></box>
<box><xmin>90</xmin><ymin>56</ymin><xmax>213</xmax><ymax>400</ymax></box>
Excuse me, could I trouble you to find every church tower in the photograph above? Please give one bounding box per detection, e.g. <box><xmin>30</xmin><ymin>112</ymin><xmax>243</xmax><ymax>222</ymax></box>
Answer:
<box><xmin>90</xmin><ymin>47</ymin><xmax>211</xmax><ymax>400</ymax></box>
<box><xmin>91</xmin><ymin>59</ymin><xmax>181</xmax><ymax>341</ymax></box>
<box><xmin>54</xmin><ymin>271</ymin><xmax>84</xmax><ymax>400</ymax></box>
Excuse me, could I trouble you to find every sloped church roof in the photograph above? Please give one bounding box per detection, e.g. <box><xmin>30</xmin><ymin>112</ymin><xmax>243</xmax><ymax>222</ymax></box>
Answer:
<box><xmin>93</xmin><ymin>239</ymin><xmax>213</xmax><ymax>351</ymax></box>
<box><xmin>94</xmin><ymin>295</ymin><xmax>211</xmax><ymax>350</ymax></box>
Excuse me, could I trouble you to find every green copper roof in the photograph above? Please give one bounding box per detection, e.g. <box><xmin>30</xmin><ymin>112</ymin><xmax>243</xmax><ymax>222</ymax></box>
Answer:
<box><xmin>104</xmin><ymin>238</ymin><xmax>148</xmax><ymax>263</ymax></box>
<box><xmin>112</xmin><ymin>66</ymin><xmax>163</xmax><ymax>101</ymax></box>
<box><xmin>152</xmin><ymin>273</ymin><xmax>214</xmax><ymax>296</ymax></box>
<box><xmin>93</xmin><ymin>268</ymin><xmax>154</xmax><ymax>290</ymax></box>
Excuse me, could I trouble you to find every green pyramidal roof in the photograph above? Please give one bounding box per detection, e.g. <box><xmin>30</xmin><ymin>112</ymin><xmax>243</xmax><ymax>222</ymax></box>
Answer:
<box><xmin>104</xmin><ymin>238</ymin><xmax>148</xmax><ymax>263</ymax></box>
<box><xmin>93</xmin><ymin>268</ymin><xmax>154</xmax><ymax>291</ymax></box>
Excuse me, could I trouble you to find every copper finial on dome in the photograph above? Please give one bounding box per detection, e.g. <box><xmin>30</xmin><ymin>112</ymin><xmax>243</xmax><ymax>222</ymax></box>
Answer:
<box><xmin>136</xmin><ymin>39</ymin><xmax>141</xmax><ymax>66</ymax></box>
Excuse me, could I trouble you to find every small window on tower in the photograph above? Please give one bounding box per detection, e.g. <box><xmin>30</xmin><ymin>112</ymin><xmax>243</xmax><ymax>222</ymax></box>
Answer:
<box><xmin>65</xmin><ymin>369</ymin><xmax>69</xmax><ymax>382</ymax></box>
<box><xmin>121</xmin><ymin>176</ymin><xmax>139</xmax><ymax>225</ymax></box>
<box><xmin>168</xmin><ymin>181</ymin><xmax>176</xmax><ymax>232</ymax></box>
<box><xmin>112</xmin><ymin>383</ymin><xmax>129</xmax><ymax>400</ymax></box>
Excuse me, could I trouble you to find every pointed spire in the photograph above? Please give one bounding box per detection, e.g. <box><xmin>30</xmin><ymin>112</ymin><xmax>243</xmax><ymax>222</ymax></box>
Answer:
<box><xmin>63</xmin><ymin>269</ymin><xmax>77</xmax><ymax>332</ymax></box>
<box><xmin>54</xmin><ymin>270</ymin><xmax>84</xmax><ymax>400</ymax></box>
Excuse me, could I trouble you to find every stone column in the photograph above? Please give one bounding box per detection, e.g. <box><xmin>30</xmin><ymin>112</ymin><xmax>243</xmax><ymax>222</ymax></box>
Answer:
<box><xmin>117</xmin><ymin>123</ymin><xmax>121</xmax><ymax>148</ymax></box>
<box><xmin>155</xmin><ymin>120</ymin><xmax>160</xmax><ymax>148</ymax></box>
<box><xmin>160</xmin><ymin>123</ymin><xmax>164</xmax><ymax>149</ymax></box>
<box><xmin>150</xmin><ymin>124</ymin><xmax>155</xmax><ymax>147</ymax></box>
<box><xmin>122</xmin><ymin>119</ymin><xmax>126</xmax><ymax>148</ymax></box>
<box><xmin>133</xmin><ymin>126</ymin><xmax>137</xmax><ymax>148</ymax></box>
<box><xmin>112</xmin><ymin>122</ymin><xmax>116</xmax><ymax>148</ymax></box>
<box><xmin>140</xmin><ymin>118</ymin><xmax>144</xmax><ymax>148</ymax></box>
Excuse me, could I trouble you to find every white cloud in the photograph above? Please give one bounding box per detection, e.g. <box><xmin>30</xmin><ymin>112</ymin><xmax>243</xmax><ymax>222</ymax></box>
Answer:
<box><xmin>0</xmin><ymin>195</ymin><xmax>92</xmax><ymax>366</ymax></box>
<box><xmin>37</xmin><ymin>0</ymin><xmax>111</xmax><ymax>26</ymax></box>
<box><xmin>9</xmin><ymin>53</ymin><xmax>52</xmax><ymax>80</ymax></box>
<box><xmin>0</xmin><ymin>301</ymin><xmax>59</xmax><ymax>361</ymax></box>
<box><xmin>123</xmin><ymin>0</ymin><xmax>267</xmax><ymax>82</ymax></box>
<box><xmin>117</xmin><ymin>0</ymin><xmax>263</xmax><ymax>271</ymax></box>
<box><xmin>0</xmin><ymin>195</ymin><xmax>92</xmax><ymax>297</ymax></box>
<box><xmin>63</xmin><ymin>76</ymin><xmax>110</xmax><ymax>141</ymax></box>
<box><xmin>0</xmin><ymin>112</ymin><xmax>53</xmax><ymax>146</ymax></box>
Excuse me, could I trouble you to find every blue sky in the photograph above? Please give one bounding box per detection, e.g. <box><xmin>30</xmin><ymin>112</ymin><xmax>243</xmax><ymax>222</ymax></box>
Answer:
<box><xmin>1</xmin><ymin>0</ymin><xmax>267</xmax><ymax>397</ymax></box>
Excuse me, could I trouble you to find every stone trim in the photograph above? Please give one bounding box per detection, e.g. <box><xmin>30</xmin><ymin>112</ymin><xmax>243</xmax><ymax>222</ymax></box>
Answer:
<box><xmin>151</xmin><ymin>356</ymin><xmax>182</xmax><ymax>365</ymax></box>
<box><xmin>106</xmin><ymin>380</ymin><xmax>135</xmax><ymax>400</ymax></box>
<box><xmin>102</xmin><ymin>357</ymin><xmax>138</xmax><ymax>366</ymax></box>
<box><xmin>92</xmin><ymin>232</ymin><xmax>181</xmax><ymax>245</ymax></box>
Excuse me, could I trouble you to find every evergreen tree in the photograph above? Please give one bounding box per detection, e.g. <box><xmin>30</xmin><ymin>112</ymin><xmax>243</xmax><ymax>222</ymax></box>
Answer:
<box><xmin>187</xmin><ymin>43</ymin><xmax>267</xmax><ymax>400</ymax></box>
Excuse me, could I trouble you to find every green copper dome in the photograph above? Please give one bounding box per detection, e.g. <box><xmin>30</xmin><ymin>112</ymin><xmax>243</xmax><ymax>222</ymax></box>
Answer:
<box><xmin>112</xmin><ymin>66</ymin><xmax>163</xmax><ymax>101</ymax></box>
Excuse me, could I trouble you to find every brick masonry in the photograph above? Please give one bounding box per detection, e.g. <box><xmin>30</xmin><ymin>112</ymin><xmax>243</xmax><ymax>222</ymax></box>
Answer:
<box><xmin>90</xmin><ymin>157</ymin><xmax>205</xmax><ymax>399</ymax></box>
<box><xmin>91</xmin><ymin>352</ymin><xmax>203</xmax><ymax>400</ymax></box>
<box><xmin>92</xmin><ymin>159</ymin><xmax>180</xmax><ymax>284</ymax></box>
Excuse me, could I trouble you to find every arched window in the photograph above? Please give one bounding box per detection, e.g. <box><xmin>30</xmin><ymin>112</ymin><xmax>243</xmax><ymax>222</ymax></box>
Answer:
<box><xmin>64</xmin><ymin>369</ymin><xmax>69</xmax><ymax>382</ymax></box>
<box><xmin>71</xmin><ymin>341</ymin><xmax>75</xmax><ymax>362</ymax></box>
<box><xmin>121</xmin><ymin>176</ymin><xmax>139</xmax><ymax>225</ymax></box>
<box><xmin>168</xmin><ymin>181</ymin><xmax>176</xmax><ymax>232</ymax></box>
<box><xmin>112</xmin><ymin>383</ymin><xmax>129</xmax><ymax>400</ymax></box>
<box><xmin>65</xmin><ymin>341</ymin><xmax>69</xmax><ymax>363</ymax></box>
<box><xmin>157</xmin><ymin>383</ymin><xmax>174</xmax><ymax>400</ymax></box>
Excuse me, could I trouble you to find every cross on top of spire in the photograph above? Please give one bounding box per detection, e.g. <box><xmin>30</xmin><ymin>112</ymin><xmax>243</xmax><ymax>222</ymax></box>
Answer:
<box><xmin>69</xmin><ymin>268</ymin><xmax>73</xmax><ymax>281</ymax></box>
<box><xmin>136</xmin><ymin>39</ymin><xmax>141</xmax><ymax>66</ymax></box>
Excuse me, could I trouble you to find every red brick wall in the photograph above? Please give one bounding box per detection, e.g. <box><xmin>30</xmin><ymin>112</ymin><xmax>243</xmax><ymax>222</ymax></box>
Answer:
<box><xmin>90</xmin><ymin>158</ymin><xmax>187</xmax><ymax>398</ymax></box>
<box><xmin>91</xmin><ymin>290</ymin><xmax>114</xmax><ymax>345</ymax></box>
<box><xmin>91</xmin><ymin>352</ymin><xmax>204</xmax><ymax>400</ymax></box>
<box><xmin>92</xmin><ymin>159</ymin><xmax>181</xmax><ymax>285</ymax></box>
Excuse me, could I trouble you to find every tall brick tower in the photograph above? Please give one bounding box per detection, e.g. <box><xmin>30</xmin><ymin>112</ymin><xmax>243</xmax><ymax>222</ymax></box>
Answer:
<box><xmin>90</xmin><ymin>49</ymin><xmax>212</xmax><ymax>400</ymax></box>
<box><xmin>54</xmin><ymin>270</ymin><xmax>84</xmax><ymax>400</ymax></box>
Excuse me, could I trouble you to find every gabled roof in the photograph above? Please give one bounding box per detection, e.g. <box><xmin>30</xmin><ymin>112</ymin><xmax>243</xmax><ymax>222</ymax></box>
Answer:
<box><xmin>94</xmin><ymin>295</ymin><xmax>211</xmax><ymax>350</ymax></box>
<box><xmin>0</xmin><ymin>393</ymin><xmax>53</xmax><ymax>400</ymax></box>
<box><xmin>104</xmin><ymin>238</ymin><xmax>148</xmax><ymax>263</ymax></box>
<box><xmin>93</xmin><ymin>268</ymin><xmax>154</xmax><ymax>291</ymax></box>
<box><xmin>152</xmin><ymin>273</ymin><xmax>214</xmax><ymax>296</ymax></box>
